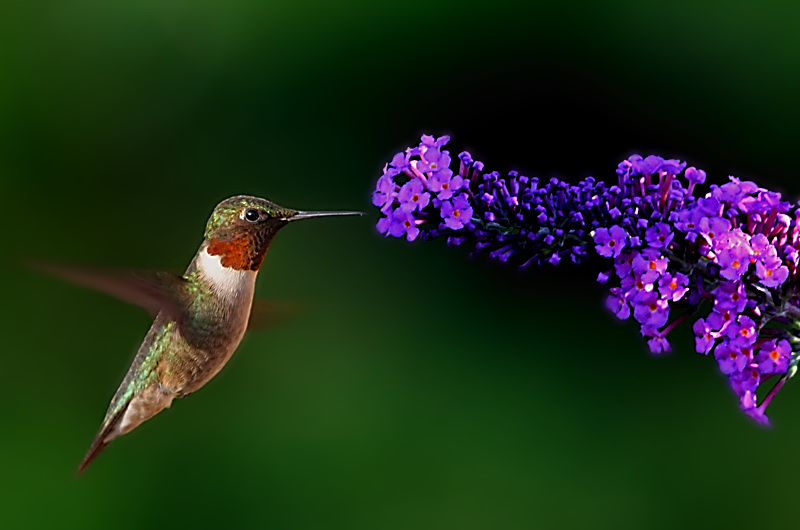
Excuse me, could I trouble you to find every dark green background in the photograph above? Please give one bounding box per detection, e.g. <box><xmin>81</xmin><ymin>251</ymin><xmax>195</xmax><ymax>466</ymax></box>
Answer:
<box><xmin>2</xmin><ymin>1</ymin><xmax>798</xmax><ymax>528</ymax></box>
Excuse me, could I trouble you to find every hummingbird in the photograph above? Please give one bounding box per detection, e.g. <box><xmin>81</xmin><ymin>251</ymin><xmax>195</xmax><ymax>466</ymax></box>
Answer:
<box><xmin>38</xmin><ymin>195</ymin><xmax>361</xmax><ymax>473</ymax></box>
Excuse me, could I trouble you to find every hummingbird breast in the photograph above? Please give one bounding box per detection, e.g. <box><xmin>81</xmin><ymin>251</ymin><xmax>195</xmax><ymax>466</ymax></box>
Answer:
<box><xmin>167</xmin><ymin>247</ymin><xmax>258</xmax><ymax>394</ymax></box>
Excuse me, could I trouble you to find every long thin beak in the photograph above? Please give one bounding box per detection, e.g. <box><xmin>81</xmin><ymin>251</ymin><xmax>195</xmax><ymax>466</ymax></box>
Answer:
<box><xmin>285</xmin><ymin>210</ymin><xmax>363</xmax><ymax>222</ymax></box>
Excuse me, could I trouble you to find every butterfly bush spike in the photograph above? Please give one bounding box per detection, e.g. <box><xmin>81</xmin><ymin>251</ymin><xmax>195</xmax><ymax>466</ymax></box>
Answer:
<box><xmin>373</xmin><ymin>134</ymin><xmax>800</xmax><ymax>425</ymax></box>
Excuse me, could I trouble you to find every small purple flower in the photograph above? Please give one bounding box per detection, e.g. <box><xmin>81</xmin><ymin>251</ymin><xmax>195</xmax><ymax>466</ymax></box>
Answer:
<box><xmin>658</xmin><ymin>272</ymin><xmax>688</xmax><ymax>302</ymax></box>
<box><xmin>726</xmin><ymin>315</ymin><xmax>757</xmax><ymax>348</ymax></box>
<box><xmin>648</xmin><ymin>336</ymin><xmax>671</xmax><ymax>353</ymax></box>
<box><xmin>732</xmin><ymin>366</ymin><xmax>761</xmax><ymax>393</ymax></box>
<box><xmin>388</xmin><ymin>208</ymin><xmax>421</xmax><ymax>242</ymax></box>
<box><xmin>594</xmin><ymin>225</ymin><xmax>628</xmax><ymax>258</ymax></box>
<box><xmin>748</xmin><ymin>233</ymin><xmax>771</xmax><ymax>259</ymax></box>
<box><xmin>756</xmin><ymin>256</ymin><xmax>789</xmax><ymax>288</ymax></box>
<box><xmin>685</xmin><ymin>167</ymin><xmax>707</xmax><ymax>185</ymax></box>
<box><xmin>373</xmin><ymin>174</ymin><xmax>398</xmax><ymax>213</ymax></box>
<box><xmin>717</xmin><ymin>243</ymin><xmax>751</xmax><ymax>281</ymax></box>
<box><xmin>607</xmin><ymin>289</ymin><xmax>631</xmax><ymax>319</ymax></box>
<box><xmin>429</xmin><ymin>169</ymin><xmax>464</xmax><ymax>200</ymax></box>
<box><xmin>693</xmin><ymin>316</ymin><xmax>719</xmax><ymax>355</ymax></box>
<box><xmin>659</xmin><ymin>159</ymin><xmax>686</xmax><ymax>175</ymax></box>
<box><xmin>614</xmin><ymin>252</ymin><xmax>637</xmax><ymax>277</ymax></box>
<box><xmin>714</xmin><ymin>341</ymin><xmax>750</xmax><ymax>374</ymax></box>
<box><xmin>440</xmin><ymin>194</ymin><xmax>473</xmax><ymax>230</ymax></box>
<box><xmin>632</xmin><ymin>248</ymin><xmax>668</xmax><ymax>280</ymax></box>
<box><xmin>644</xmin><ymin>330</ymin><xmax>671</xmax><ymax>354</ymax></box>
<box><xmin>632</xmin><ymin>291</ymin><xmax>669</xmax><ymax>328</ymax></box>
<box><xmin>698</xmin><ymin>216</ymin><xmax>731</xmax><ymax>246</ymax></box>
<box><xmin>621</xmin><ymin>274</ymin><xmax>655</xmax><ymax>302</ymax></box>
<box><xmin>384</xmin><ymin>151</ymin><xmax>409</xmax><ymax>177</ymax></box>
<box><xmin>645</xmin><ymin>222</ymin><xmax>674</xmax><ymax>249</ymax></box>
<box><xmin>376</xmin><ymin>214</ymin><xmax>391</xmax><ymax>235</ymax></box>
<box><xmin>673</xmin><ymin>208</ymin><xmax>704</xmax><ymax>233</ymax></box>
<box><xmin>420</xmin><ymin>134</ymin><xmax>450</xmax><ymax>148</ymax></box>
<box><xmin>712</xmin><ymin>281</ymin><xmax>748</xmax><ymax>315</ymax></box>
<box><xmin>713</xmin><ymin>177</ymin><xmax>760</xmax><ymax>205</ymax></box>
<box><xmin>636</xmin><ymin>155</ymin><xmax>664</xmax><ymax>174</ymax></box>
<box><xmin>417</xmin><ymin>147</ymin><xmax>452</xmax><ymax>173</ymax></box>
<box><xmin>756</xmin><ymin>339</ymin><xmax>791</xmax><ymax>374</ymax></box>
<box><xmin>398</xmin><ymin>179</ymin><xmax>431</xmax><ymax>213</ymax></box>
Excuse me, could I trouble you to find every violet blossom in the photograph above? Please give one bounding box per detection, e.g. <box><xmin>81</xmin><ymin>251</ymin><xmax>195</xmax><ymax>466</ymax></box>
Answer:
<box><xmin>373</xmin><ymin>134</ymin><xmax>800</xmax><ymax>426</ymax></box>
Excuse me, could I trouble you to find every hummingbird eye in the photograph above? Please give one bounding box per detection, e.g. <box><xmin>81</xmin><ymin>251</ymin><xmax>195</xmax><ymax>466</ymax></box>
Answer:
<box><xmin>244</xmin><ymin>209</ymin><xmax>261</xmax><ymax>223</ymax></box>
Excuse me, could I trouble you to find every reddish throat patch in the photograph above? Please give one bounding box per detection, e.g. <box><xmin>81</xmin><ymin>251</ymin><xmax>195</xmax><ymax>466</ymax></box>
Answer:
<box><xmin>207</xmin><ymin>237</ymin><xmax>265</xmax><ymax>271</ymax></box>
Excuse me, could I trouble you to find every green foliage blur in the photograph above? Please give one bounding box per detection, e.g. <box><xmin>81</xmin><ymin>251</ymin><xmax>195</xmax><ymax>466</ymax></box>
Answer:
<box><xmin>2</xmin><ymin>1</ymin><xmax>799</xmax><ymax>528</ymax></box>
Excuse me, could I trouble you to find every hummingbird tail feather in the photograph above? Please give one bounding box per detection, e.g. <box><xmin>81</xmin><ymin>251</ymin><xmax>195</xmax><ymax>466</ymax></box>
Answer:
<box><xmin>77</xmin><ymin>406</ymin><xmax>128</xmax><ymax>474</ymax></box>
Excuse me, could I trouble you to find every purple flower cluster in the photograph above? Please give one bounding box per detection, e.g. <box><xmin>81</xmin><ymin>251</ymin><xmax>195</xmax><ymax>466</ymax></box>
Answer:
<box><xmin>373</xmin><ymin>135</ymin><xmax>800</xmax><ymax>425</ymax></box>
<box><xmin>374</xmin><ymin>135</ymin><xmax>471</xmax><ymax>242</ymax></box>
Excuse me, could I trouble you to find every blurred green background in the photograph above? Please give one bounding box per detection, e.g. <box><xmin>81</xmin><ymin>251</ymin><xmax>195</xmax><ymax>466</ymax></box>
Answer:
<box><xmin>2</xmin><ymin>1</ymin><xmax>799</xmax><ymax>528</ymax></box>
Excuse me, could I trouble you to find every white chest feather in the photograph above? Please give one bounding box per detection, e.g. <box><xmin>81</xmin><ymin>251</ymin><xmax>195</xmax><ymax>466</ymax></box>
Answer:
<box><xmin>198</xmin><ymin>248</ymin><xmax>257</xmax><ymax>298</ymax></box>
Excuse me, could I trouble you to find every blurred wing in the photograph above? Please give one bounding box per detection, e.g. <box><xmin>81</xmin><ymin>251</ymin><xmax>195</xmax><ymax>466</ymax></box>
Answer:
<box><xmin>29</xmin><ymin>261</ymin><xmax>190</xmax><ymax>318</ymax></box>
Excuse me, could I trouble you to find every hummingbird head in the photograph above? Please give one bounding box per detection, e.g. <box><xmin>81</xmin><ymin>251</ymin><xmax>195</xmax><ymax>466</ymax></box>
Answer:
<box><xmin>202</xmin><ymin>195</ymin><xmax>360</xmax><ymax>272</ymax></box>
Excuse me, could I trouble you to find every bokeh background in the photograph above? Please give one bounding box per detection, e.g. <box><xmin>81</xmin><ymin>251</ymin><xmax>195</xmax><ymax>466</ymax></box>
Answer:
<box><xmin>2</xmin><ymin>1</ymin><xmax>799</xmax><ymax>528</ymax></box>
